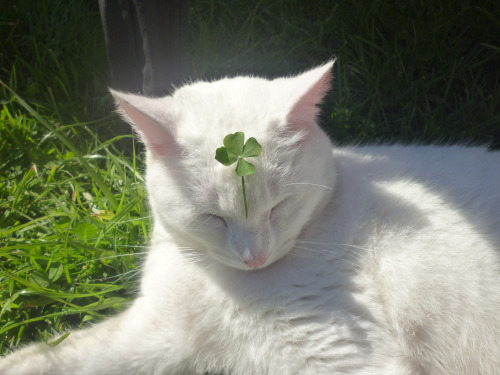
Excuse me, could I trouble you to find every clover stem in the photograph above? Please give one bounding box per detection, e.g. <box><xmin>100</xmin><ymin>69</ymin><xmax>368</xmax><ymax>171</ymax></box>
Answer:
<box><xmin>241</xmin><ymin>176</ymin><xmax>248</xmax><ymax>219</ymax></box>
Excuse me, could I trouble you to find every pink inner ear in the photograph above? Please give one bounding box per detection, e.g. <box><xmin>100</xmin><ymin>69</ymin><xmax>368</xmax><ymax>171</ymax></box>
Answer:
<box><xmin>118</xmin><ymin>100</ymin><xmax>177</xmax><ymax>156</ymax></box>
<box><xmin>286</xmin><ymin>64</ymin><xmax>332</xmax><ymax>131</ymax></box>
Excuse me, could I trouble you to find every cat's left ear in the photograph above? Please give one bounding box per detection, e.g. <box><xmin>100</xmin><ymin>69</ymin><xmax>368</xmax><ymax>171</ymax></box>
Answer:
<box><xmin>278</xmin><ymin>60</ymin><xmax>335</xmax><ymax>131</ymax></box>
<box><xmin>110</xmin><ymin>90</ymin><xmax>179</xmax><ymax>156</ymax></box>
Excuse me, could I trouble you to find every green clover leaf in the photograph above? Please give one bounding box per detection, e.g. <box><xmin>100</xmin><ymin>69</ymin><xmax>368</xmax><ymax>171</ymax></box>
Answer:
<box><xmin>235</xmin><ymin>158</ymin><xmax>256</xmax><ymax>176</ymax></box>
<box><xmin>224</xmin><ymin>132</ymin><xmax>244</xmax><ymax>156</ymax></box>
<box><xmin>215</xmin><ymin>132</ymin><xmax>263</xmax><ymax>218</ymax></box>
<box><xmin>241</xmin><ymin>137</ymin><xmax>263</xmax><ymax>158</ymax></box>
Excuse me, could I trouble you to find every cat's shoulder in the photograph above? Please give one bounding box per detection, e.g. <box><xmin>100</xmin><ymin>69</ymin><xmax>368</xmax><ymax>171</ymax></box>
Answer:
<box><xmin>334</xmin><ymin>143</ymin><xmax>499</xmax><ymax>179</ymax></box>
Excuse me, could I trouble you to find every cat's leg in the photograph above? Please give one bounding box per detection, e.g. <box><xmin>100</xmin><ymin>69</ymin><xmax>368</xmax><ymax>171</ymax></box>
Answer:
<box><xmin>0</xmin><ymin>297</ymin><xmax>196</xmax><ymax>375</ymax></box>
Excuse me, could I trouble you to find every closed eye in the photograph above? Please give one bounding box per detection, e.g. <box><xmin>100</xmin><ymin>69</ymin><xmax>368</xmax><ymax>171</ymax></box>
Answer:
<box><xmin>200</xmin><ymin>214</ymin><xmax>227</xmax><ymax>228</ymax></box>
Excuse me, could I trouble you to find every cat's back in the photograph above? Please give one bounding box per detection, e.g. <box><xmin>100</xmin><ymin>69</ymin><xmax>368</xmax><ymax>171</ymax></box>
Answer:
<box><xmin>334</xmin><ymin>144</ymin><xmax>500</xmax><ymax>234</ymax></box>
<box><xmin>328</xmin><ymin>143</ymin><xmax>500</xmax><ymax>374</ymax></box>
<box><xmin>336</xmin><ymin>143</ymin><xmax>499</xmax><ymax>191</ymax></box>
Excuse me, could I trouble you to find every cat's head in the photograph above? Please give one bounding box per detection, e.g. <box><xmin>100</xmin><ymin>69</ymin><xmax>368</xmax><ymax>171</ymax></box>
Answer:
<box><xmin>112</xmin><ymin>61</ymin><xmax>336</xmax><ymax>271</ymax></box>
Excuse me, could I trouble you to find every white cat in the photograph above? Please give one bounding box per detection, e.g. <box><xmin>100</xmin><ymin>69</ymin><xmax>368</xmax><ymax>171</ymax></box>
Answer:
<box><xmin>1</xmin><ymin>61</ymin><xmax>499</xmax><ymax>375</ymax></box>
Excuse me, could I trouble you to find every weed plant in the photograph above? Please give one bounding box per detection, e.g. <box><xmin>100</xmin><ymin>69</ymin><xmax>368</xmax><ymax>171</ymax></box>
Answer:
<box><xmin>1</xmin><ymin>0</ymin><xmax>499</xmax><ymax>355</ymax></box>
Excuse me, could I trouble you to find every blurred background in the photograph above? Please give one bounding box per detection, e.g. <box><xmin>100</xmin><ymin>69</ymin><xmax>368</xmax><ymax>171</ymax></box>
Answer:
<box><xmin>2</xmin><ymin>0</ymin><xmax>499</xmax><ymax>144</ymax></box>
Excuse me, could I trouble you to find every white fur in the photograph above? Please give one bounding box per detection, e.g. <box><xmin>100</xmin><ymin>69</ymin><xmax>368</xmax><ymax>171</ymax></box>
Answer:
<box><xmin>1</xmin><ymin>62</ymin><xmax>499</xmax><ymax>375</ymax></box>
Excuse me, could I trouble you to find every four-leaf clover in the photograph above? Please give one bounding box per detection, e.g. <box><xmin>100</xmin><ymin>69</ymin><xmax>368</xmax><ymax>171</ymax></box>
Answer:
<box><xmin>215</xmin><ymin>132</ymin><xmax>263</xmax><ymax>218</ymax></box>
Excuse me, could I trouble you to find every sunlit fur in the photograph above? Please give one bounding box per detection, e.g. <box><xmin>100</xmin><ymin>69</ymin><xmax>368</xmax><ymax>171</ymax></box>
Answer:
<box><xmin>1</xmin><ymin>62</ymin><xmax>499</xmax><ymax>375</ymax></box>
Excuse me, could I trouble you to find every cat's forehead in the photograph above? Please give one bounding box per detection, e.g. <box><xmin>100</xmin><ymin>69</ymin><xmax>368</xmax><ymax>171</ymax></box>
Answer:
<box><xmin>174</xmin><ymin>77</ymin><xmax>276</xmax><ymax>119</ymax></box>
<box><xmin>174</xmin><ymin>76</ymin><xmax>271</xmax><ymax>102</ymax></box>
<box><xmin>200</xmin><ymin>158</ymin><xmax>278</xmax><ymax>215</ymax></box>
<box><xmin>172</xmin><ymin>77</ymin><xmax>282</xmax><ymax>148</ymax></box>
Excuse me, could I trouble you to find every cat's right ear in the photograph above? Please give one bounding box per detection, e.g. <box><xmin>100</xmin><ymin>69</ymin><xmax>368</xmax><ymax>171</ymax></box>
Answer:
<box><xmin>276</xmin><ymin>60</ymin><xmax>335</xmax><ymax>133</ymax></box>
<box><xmin>110</xmin><ymin>90</ymin><xmax>179</xmax><ymax>156</ymax></box>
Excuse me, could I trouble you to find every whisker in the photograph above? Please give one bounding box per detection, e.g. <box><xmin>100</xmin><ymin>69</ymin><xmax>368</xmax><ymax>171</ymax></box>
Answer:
<box><xmin>200</xmin><ymin>214</ymin><xmax>215</xmax><ymax>226</ymax></box>
<box><xmin>182</xmin><ymin>201</ymin><xmax>224</xmax><ymax>229</ymax></box>
<box><xmin>285</xmin><ymin>182</ymin><xmax>334</xmax><ymax>191</ymax></box>
<box><xmin>293</xmin><ymin>245</ymin><xmax>332</xmax><ymax>255</ymax></box>
<box><xmin>197</xmin><ymin>261</ymin><xmax>216</xmax><ymax>272</ymax></box>
<box><xmin>182</xmin><ymin>209</ymin><xmax>211</xmax><ymax>230</ymax></box>
<box><xmin>296</xmin><ymin>240</ymin><xmax>374</xmax><ymax>253</ymax></box>
<box><xmin>291</xmin><ymin>245</ymin><xmax>363</xmax><ymax>269</ymax></box>
<box><xmin>182</xmin><ymin>249</ymin><xmax>212</xmax><ymax>268</ymax></box>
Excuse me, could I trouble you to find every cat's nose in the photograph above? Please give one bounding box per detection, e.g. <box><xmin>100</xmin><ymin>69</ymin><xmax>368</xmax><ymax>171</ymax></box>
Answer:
<box><xmin>244</xmin><ymin>256</ymin><xmax>268</xmax><ymax>269</ymax></box>
<box><xmin>240</xmin><ymin>247</ymin><xmax>269</xmax><ymax>269</ymax></box>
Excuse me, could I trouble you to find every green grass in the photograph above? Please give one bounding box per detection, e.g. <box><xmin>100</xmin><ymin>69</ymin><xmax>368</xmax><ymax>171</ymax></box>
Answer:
<box><xmin>1</xmin><ymin>0</ymin><xmax>499</xmax><ymax>355</ymax></box>
<box><xmin>0</xmin><ymin>88</ymin><xmax>149</xmax><ymax>351</ymax></box>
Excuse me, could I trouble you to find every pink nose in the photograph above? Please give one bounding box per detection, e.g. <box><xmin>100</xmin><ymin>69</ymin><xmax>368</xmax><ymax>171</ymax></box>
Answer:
<box><xmin>244</xmin><ymin>256</ymin><xmax>268</xmax><ymax>269</ymax></box>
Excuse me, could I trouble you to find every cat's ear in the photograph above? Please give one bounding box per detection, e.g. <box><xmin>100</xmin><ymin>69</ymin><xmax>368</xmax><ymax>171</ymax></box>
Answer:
<box><xmin>110</xmin><ymin>90</ymin><xmax>179</xmax><ymax>156</ymax></box>
<box><xmin>279</xmin><ymin>60</ymin><xmax>334</xmax><ymax>131</ymax></box>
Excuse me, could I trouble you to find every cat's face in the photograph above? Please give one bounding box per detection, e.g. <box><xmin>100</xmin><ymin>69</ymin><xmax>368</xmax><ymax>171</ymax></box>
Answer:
<box><xmin>112</xmin><ymin>62</ymin><xmax>335</xmax><ymax>270</ymax></box>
